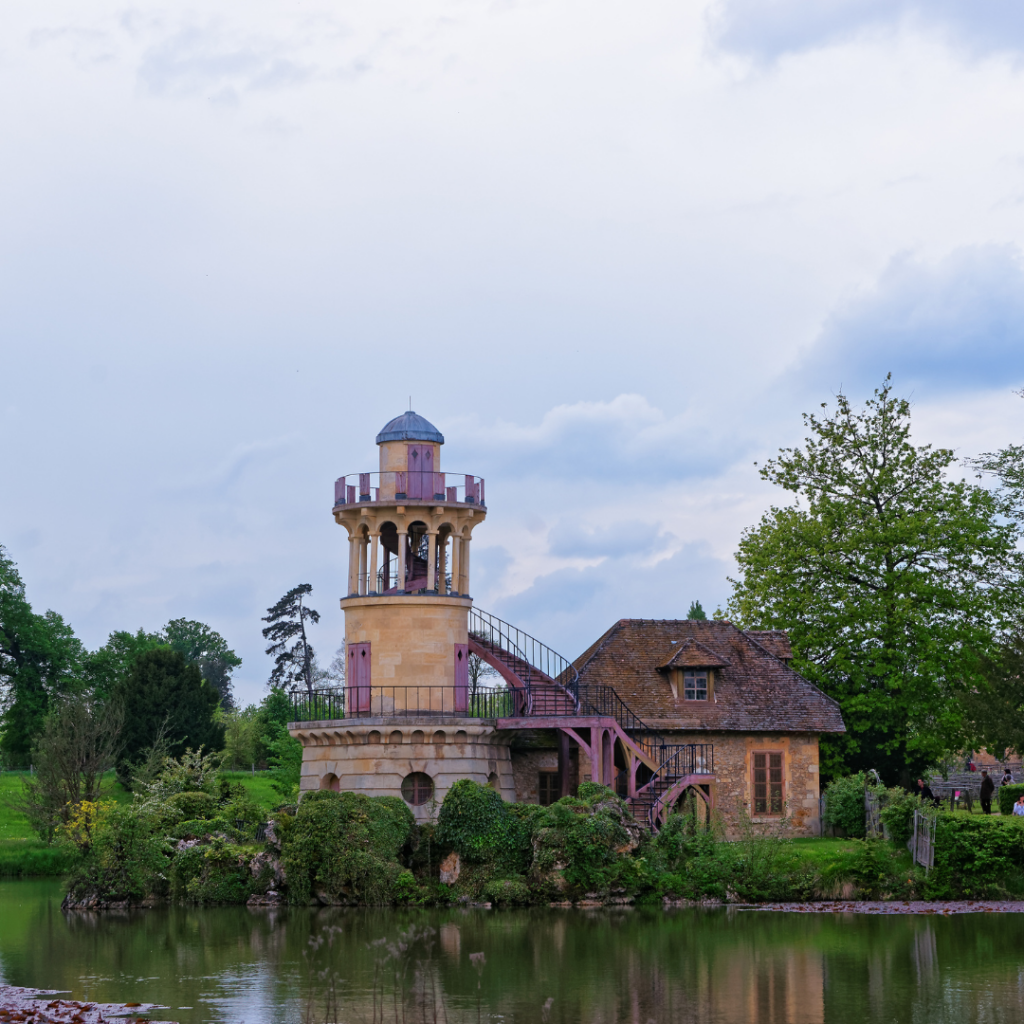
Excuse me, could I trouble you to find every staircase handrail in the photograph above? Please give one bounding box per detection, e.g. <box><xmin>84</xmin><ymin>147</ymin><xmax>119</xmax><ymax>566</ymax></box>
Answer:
<box><xmin>469</xmin><ymin>608</ymin><xmax>580</xmax><ymax>708</ymax></box>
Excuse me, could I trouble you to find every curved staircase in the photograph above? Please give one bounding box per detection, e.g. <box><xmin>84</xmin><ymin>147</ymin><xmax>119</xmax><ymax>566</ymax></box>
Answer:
<box><xmin>468</xmin><ymin>607</ymin><xmax>714</xmax><ymax>831</ymax></box>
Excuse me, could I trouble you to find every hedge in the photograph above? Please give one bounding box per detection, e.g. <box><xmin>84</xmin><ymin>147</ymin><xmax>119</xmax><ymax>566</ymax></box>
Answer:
<box><xmin>998</xmin><ymin>783</ymin><xmax>1024</xmax><ymax>817</ymax></box>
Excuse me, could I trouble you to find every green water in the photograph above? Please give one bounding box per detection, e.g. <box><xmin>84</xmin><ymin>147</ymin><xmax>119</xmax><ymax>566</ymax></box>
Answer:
<box><xmin>1</xmin><ymin>882</ymin><xmax>1022</xmax><ymax>1023</ymax></box>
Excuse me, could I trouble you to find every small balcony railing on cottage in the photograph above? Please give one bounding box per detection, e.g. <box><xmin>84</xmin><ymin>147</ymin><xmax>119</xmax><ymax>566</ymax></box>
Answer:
<box><xmin>334</xmin><ymin>472</ymin><xmax>485</xmax><ymax>508</ymax></box>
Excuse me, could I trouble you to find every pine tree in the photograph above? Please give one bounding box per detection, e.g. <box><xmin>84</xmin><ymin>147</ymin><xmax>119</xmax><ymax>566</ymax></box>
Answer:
<box><xmin>261</xmin><ymin>585</ymin><xmax>320</xmax><ymax>695</ymax></box>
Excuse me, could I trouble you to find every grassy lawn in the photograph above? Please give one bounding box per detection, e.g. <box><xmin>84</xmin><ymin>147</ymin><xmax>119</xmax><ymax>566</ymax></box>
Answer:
<box><xmin>220</xmin><ymin>770</ymin><xmax>284</xmax><ymax>810</ymax></box>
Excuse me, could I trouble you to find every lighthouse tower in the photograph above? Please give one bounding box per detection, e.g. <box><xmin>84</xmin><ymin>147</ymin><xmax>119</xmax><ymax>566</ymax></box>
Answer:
<box><xmin>293</xmin><ymin>411</ymin><xmax>514</xmax><ymax>818</ymax></box>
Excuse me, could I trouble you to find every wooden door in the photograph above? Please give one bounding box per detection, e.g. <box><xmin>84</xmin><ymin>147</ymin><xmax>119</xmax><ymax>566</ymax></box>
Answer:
<box><xmin>454</xmin><ymin>643</ymin><xmax>469</xmax><ymax>714</ymax></box>
<box><xmin>407</xmin><ymin>445</ymin><xmax>433</xmax><ymax>500</ymax></box>
<box><xmin>347</xmin><ymin>642</ymin><xmax>371</xmax><ymax>714</ymax></box>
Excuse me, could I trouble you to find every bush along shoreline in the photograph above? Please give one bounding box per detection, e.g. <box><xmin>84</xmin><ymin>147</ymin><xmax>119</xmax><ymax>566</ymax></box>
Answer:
<box><xmin>58</xmin><ymin>772</ymin><xmax>1024</xmax><ymax>911</ymax></box>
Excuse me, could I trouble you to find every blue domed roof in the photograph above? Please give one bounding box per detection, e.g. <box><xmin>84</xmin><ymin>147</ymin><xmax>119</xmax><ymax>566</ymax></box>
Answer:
<box><xmin>375</xmin><ymin>411</ymin><xmax>445</xmax><ymax>445</ymax></box>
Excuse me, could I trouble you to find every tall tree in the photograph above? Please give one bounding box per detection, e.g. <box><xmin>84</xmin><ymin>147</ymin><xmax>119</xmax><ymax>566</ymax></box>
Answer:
<box><xmin>0</xmin><ymin>545</ymin><xmax>84</xmax><ymax>766</ymax></box>
<box><xmin>728</xmin><ymin>378</ymin><xmax>1023</xmax><ymax>783</ymax></box>
<box><xmin>116</xmin><ymin>648</ymin><xmax>224</xmax><ymax>785</ymax></box>
<box><xmin>686</xmin><ymin>600</ymin><xmax>708</xmax><ymax>620</ymax></box>
<box><xmin>262</xmin><ymin>585</ymin><xmax>320</xmax><ymax>695</ymax></box>
<box><xmin>161</xmin><ymin>618</ymin><xmax>242</xmax><ymax>710</ymax></box>
<box><xmin>20</xmin><ymin>692</ymin><xmax>124</xmax><ymax>841</ymax></box>
<box><xmin>83</xmin><ymin>628</ymin><xmax>166</xmax><ymax>701</ymax></box>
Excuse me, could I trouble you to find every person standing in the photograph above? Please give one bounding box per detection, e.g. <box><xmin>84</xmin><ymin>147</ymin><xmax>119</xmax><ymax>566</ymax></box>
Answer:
<box><xmin>1001</xmin><ymin>768</ymin><xmax>1014</xmax><ymax>786</ymax></box>
<box><xmin>917</xmin><ymin>778</ymin><xmax>937</xmax><ymax>805</ymax></box>
<box><xmin>980</xmin><ymin>770</ymin><xmax>995</xmax><ymax>814</ymax></box>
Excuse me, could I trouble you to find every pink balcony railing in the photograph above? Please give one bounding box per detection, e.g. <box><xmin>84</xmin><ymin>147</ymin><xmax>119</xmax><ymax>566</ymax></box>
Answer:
<box><xmin>333</xmin><ymin>471</ymin><xmax>485</xmax><ymax>507</ymax></box>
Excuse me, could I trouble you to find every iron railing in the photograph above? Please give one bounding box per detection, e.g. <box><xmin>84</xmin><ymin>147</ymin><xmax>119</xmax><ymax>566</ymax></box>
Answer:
<box><xmin>289</xmin><ymin>686</ymin><xmax>520</xmax><ymax>722</ymax></box>
<box><xmin>334</xmin><ymin>471</ymin><xmax>485</xmax><ymax>508</ymax></box>
<box><xmin>469</xmin><ymin>607</ymin><xmax>579</xmax><ymax>705</ymax></box>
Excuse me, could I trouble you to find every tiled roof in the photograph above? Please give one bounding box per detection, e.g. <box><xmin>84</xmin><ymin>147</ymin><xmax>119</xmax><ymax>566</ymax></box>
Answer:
<box><xmin>657</xmin><ymin>638</ymin><xmax>729</xmax><ymax>670</ymax></box>
<box><xmin>573</xmin><ymin>619</ymin><xmax>845</xmax><ymax>734</ymax></box>
<box><xmin>745</xmin><ymin>630</ymin><xmax>793</xmax><ymax>662</ymax></box>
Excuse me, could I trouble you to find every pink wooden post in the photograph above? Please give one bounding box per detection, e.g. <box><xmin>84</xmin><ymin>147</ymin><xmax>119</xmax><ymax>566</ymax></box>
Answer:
<box><xmin>433</xmin><ymin>472</ymin><xmax>444</xmax><ymax>499</ymax></box>
<box><xmin>464</xmin><ymin>475</ymin><xmax>475</xmax><ymax>502</ymax></box>
<box><xmin>395</xmin><ymin>472</ymin><xmax>406</xmax><ymax>498</ymax></box>
<box><xmin>446</xmin><ymin>486</ymin><xmax>457</xmax><ymax>502</ymax></box>
<box><xmin>347</xmin><ymin>642</ymin><xmax>371</xmax><ymax>713</ymax></box>
<box><xmin>347</xmin><ymin>485</ymin><xmax>356</xmax><ymax>504</ymax></box>
<box><xmin>359</xmin><ymin>473</ymin><xmax>371</xmax><ymax>499</ymax></box>
<box><xmin>335</xmin><ymin>478</ymin><xmax>345</xmax><ymax>505</ymax></box>
<box><xmin>478</xmin><ymin>478</ymin><xmax>485</xmax><ymax>506</ymax></box>
<box><xmin>454</xmin><ymin>643</ymin><xmax>469</xmax><ymax>713</ymax></box>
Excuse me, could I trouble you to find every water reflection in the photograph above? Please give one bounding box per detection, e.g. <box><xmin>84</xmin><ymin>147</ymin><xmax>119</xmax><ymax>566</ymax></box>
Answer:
<box><xmin>0</xmin><ymin>882</ymin><xmax>1022</xmax><ymax>1024</ymax></box>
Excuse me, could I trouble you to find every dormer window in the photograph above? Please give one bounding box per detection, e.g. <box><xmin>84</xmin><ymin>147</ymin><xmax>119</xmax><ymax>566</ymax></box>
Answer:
<box><xmin>658</xmin><ymin>639</ymin><xmax>727</xmax><ymax>701</ymax></box>
<box><xmin>684</xmin><ymin>670</ymin><xmax>708</xmax><ymax>701</ymax></box>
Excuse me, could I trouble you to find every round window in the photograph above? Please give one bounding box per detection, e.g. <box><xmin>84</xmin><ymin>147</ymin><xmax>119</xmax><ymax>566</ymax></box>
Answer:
<box><xmin>401</xmin><ymin>772</ymin><xmax>434</xmax><ymax>806</ymax></box>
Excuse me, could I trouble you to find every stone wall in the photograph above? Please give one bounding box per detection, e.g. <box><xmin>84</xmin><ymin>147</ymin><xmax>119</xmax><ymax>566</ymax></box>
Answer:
<box><xmin>657</xmin><ymin>731</ymin><xmax>822</xmax><ymax>838</ymax></box>
<box><xmin>291</xmin><ymin>719</ymin><xmax>515</xmax><ymax>823</ymax></box>
<box><xmin>508</xmin><ymin>729</ymin><xmax>579</xmax><ymax>803</ymax></box>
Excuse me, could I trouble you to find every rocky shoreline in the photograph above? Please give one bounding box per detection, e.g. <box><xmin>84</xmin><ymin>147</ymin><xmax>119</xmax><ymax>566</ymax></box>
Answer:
<box><xmin>0</xmin><ymin>986</ymin><xmax>176</xmax><ymax>1023</ymax></box>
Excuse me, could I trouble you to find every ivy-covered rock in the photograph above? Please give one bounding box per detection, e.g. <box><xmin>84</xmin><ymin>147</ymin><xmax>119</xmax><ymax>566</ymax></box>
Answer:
<box><xmin>435</xmin><ymin>780</ymin><xmax>538</xmax><ymax>873</ymax></box>
<box><xmin>529</xmin><ymin>783</ymin><xmax>645</xmax><ymax>896</ymax></box>
<box><xmin>279</xmin><ymin>790</ymin><xmax>416</xmax><ymax>905</ymax></box>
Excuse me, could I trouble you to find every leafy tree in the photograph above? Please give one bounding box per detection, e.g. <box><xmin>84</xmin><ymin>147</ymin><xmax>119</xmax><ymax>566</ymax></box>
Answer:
<box><xmin>116</xmin><ymin>648</ymin><xmax>224</xmax><ymax>786</ymax></box>
<box><xmin>728</xmin><ymin>377</ymin><xmax>1023</xmax><ymax>783</ymax></box>
<box><xmin>161</xmin><ymin>618</ymin><xmax>241</xmax><ymax>710</ymax></box>
<box><xmin>961</xmin><ymin>631</ymin><xmax>1024</xmax><ymax>760</ymax></box>
<box><xmin>83</xmin><ymin>628</ymin><xmax>166</xmax><ymax>701</ymax></box>
<box><xmin>686</xmin><ymin>600</ymin><xmax>708</xmax><ymax>620</ymax></box>
<box><xmin>262</xmin><ymin>585</ymin><xmax>320</xmax><ymax>694</ymax></box>
<box><xmin>0</xmin><ymin>545</ymin><xmax>84</xmax><ymax>766</ymax></box>
<box><xmin>20</xmin><ymin>692</ymin><xmax>124</xmax><ymax>841</ymax></box>
<box><xmin>468</xmin><ymin>652</ymin><xmax>498</xmax><ymax>703</ymax></box>
<box><xmin>258</xmin><ymin>687</ymin><xmax>302</xmax><ymax>799</ymax></box>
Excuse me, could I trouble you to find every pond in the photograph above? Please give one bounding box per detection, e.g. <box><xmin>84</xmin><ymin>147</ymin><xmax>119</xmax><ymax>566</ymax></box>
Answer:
<box><xmin>1</xmin><ymin>881</ymin><xmax>1023</xmax><ymax>1023</ymax></box>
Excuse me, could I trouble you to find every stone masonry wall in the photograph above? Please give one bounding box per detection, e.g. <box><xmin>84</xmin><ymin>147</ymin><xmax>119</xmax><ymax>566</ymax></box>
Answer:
<box><xmin>658</xmin><ymin>731</ymin><xmax>821</xmax><ymax>838</ymax></box>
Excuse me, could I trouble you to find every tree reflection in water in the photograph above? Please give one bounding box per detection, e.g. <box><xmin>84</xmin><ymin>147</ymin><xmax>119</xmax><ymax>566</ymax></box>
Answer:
<box><xmin>1</xmin><ymin>883</ymin><xmax>1024</xmax><ymax>1024</ymax></box>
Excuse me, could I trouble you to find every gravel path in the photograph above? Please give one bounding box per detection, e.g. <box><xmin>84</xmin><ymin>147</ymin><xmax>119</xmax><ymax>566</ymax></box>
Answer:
<box><xmin>745</xmin><ymin>901</ymin><xmax>1024</xmax><ymax>914</ymax></box>
<box><xmin>0</xmin><ymin>986</ymin><xmax>176</xmax><ymax>1023</ymax></box>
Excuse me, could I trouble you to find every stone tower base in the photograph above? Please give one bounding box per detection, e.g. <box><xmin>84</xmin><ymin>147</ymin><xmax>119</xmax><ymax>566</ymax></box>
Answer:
<box><xmin>290</xmin><ymin>719</ymin><xmax>515</xmax><ymax>822</ymax></box>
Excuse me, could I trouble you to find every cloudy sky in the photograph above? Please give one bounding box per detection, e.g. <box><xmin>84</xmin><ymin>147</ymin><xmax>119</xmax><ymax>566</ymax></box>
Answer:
<box><xmin>4</xmin><ymin>0</ymin><xmax>1024</xmax><ymax>705</ymax></box>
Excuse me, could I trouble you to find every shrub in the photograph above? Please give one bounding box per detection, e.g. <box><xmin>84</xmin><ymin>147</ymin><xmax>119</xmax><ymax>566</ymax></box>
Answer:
<box><xmin>169</xmin><ymin>838</ymin><xmax>254</xmax><ymax>903</ymax></box>
<box><xmin>822</xmin><ymin>773</ymin><xmax>867</xmax><ymax>838</ymax></box>
<box><xmin>280</xmin><ymin>790</ymin><xmax>416</xmax><ymax>905</ymax></box>
<box><xmin>65</xmin><ymin>805</ymin><xmax>167</xmax><ymax>903</ymax></box>
<box><xmin>483</xmin><ymin>876</ymin><xmax>534</xmax><ymax>906</ymax></box>
<box><xmin>879</xmin><ymin>787</ymin><xmax>919</xmax><ymax>845</ymax></box>
<box><xmin>435</xmin><ymin>780</ymin><xmax>534</xmax><ymax>873</ymax></box>
<box><xmin>165</xmin><ymin>791</ymin><xmax>217</xmax><ymax>821</ymax></box>
<box><xmin>927</xmin><ymin>813</ymin><xmax>1024</xmax><ymax>898</ymax></box>
<box><xmin>998</xmin><ymin>783</ymin><xmax>1024</xmax><ymax>816</ymax></box>
<box><xmin>530</xmin><ymin>784</ymin><xmax>643</xmax><ymax>894</ymax></box>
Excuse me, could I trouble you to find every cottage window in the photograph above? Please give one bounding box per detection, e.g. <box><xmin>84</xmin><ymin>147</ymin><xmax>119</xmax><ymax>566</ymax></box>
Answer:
<box><xmin>683</xmin><ymin>670</ymin><xmax>708</xmax><ymax>701</ymax></box>
<box><xmin>538</xmin><ymin>771</ymin><xmax>559</xmax><ymax>806</ymax></box>
<box><xmin>752</xmin><ymin>752</ymin><xmax>784</xmax><ymax>815</ymax></box>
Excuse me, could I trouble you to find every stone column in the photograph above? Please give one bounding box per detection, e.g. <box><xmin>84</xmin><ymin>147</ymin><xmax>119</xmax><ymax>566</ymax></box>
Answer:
<box><xmin>369</xmin><ymin>532</ymin><xmax>380</xmax><ymax>594</ymax></box>
<box><xmin>397</xmin><ymin>530</ymin><xmax>408</xmax><ymax>592</ymax></box>
<box><xmin>347</xmin><ymin>535</ymin><xmax>360</xmax><ymax>595</ymax></box>
<box><xmin>461</xmin><ymin>534</ymin><xmax>471</xmax><ymax>596</ymax></box>
<box><xmin>558</xmin><ymin>730</ymin><xmax>572</xmax><ymax>799</ymax></box>
<box><xmin>438</xmin><ymin>534</ymin><xmax>448</xmax><ymax>594</ymax></box>
<box><xmin>357</xmin><ymin>535</ymin><xmax>367</xmax><ymax>596</ymax></box>
<box><xmin>450</xmin><ymin>534</ymin><xmax>461</xmax><ymax>596</ymax></box>
<box><xmin>426</xmin><ymin>531</ymin><xmax>437</xmax><ymax>591</ymax></box>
